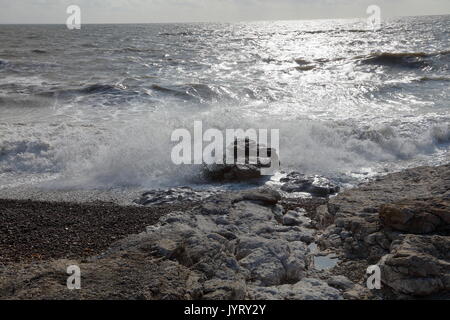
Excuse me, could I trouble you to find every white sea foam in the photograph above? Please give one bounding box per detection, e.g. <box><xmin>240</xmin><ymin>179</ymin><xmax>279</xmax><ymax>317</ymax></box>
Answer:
<box><xmin>1</xmin><ymin>103</ymin><xmax>448</xmax><ymax>189</ymax></box>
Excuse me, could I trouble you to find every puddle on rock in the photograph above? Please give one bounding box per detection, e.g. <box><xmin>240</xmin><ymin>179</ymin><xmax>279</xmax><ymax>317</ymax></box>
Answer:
<box><xmin>308</xmin><ymin>243</ymin><xmax>340</xmax><ymax>271</ymax></box>
<box><xmin>313</xmin><ymin>254</ymin><xmax>340</xmax><ymax>271</ymax></box>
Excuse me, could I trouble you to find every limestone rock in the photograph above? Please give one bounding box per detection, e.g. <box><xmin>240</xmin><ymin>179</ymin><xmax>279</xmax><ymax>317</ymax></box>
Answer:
<box><xmin>247</xmin><ymin>278</ymin><xmax>343</xmax><ymax>300</ymax></box>
<box><xmin>380</xmin><ymin>197</ymin><xmax>450</xmax><ymax>234</ymax></box>
<box><xmin>379</xmin><ymin>234</ymin><xmax>450</xmax><ymax>296</ymax></box>
<box><xmin>201</xmin><ymin>279</ymin><xmax>246</xmax><ymax>300</ymax></box>
<box><xmin>282</xmin><ymin>209</ymin><xmax>312</xmax><ymax>227</ymax></box>
<box><xmin>237</xmin><ymin>237</ymin><xmax>307</xmax><ymax>286</ymax></box>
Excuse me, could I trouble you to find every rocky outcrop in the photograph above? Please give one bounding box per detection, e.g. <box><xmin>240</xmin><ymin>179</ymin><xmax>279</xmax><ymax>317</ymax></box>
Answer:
<box><xmin>202</xmin><ymin>138</ymin><xmax>279</xmax><ymax>181</ymax></box>
<box><xmin>280</xmin><ymin>172</ymin><xmax>339</xmax><ymax>197</ymax></box>
<box><xmin>316</xmin><ymin>164</ymin><xmax>450</xmax><ymax>297</ymax></box>
<box><xmin>380</xmin><ymin>197</ymin><xmax>450</xmax><ymax>234</ymax></box>
<box><xmin>318</xmin><ymin>165</ymin><xmax>449</xmax><ymax>257</ymax></box>
<box><xmin>282</xmin><ymin>209</ymin><xmax>313</xmax><ymax>227</ymax></box>
<box><xmin>379</xmin><ymin>234</ymin><xmax>450</xmax><ymax>296</ymax></box>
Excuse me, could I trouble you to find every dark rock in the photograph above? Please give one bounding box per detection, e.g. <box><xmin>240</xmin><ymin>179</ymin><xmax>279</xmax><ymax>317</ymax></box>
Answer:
<box><xmin>201</xmin><ymin>279</ymin><xmax>246</xmax><ymax>300</ymax></box>
<box><xmin>202</xmin><ymin>138</ymin><xmax>279</xmax><ymax>181</ymax></box>
<box><xmin>135</xmin><ymin>187</ymin><xmax>219</xmax><ymax>206</ymax></box>
<box><xmin>204</xmin><ymin>163</ymin><xmax>262</xmax><ymax>180</ymax></box>
<box><xmin>380</xmin><ymin>197</ymin><xmax>450</xmax><ymax>234</ymax></box>
<box><xmin>282</xmin><ymin>209</ymin><xmax>312</xmax><ymax>227</ymax></box>
<box><xmin>280</xmin><ymin>172</ymin><xmax>339</xmax><ymax>197</ymax></box>
<box><xmin>327</xmin><ymin>275</ymin><xmax>355</xmax><ymax>290</ymax></box>
<box><xmin>238</xmin><ymin>188</ymin><xmax>281</xmax><ymax>205</ymax></box>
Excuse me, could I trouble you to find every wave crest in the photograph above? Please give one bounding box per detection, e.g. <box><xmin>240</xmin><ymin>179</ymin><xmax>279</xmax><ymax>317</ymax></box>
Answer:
<box><xmin>360</xmin><ymin>50</ymin><xmax>450</xmax><ymax>69</ymax></box>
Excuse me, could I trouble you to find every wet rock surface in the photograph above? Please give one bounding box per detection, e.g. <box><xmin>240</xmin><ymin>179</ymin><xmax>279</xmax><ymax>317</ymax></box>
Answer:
<box><xmin>202</xmin><ymin>138</ymin><xmax>280</xmax><ymax>181</ymax></box>
<box><xmin>280</xmin><ymin>172</ymin><xmax>339</xmax><ymax>197</ymax></box>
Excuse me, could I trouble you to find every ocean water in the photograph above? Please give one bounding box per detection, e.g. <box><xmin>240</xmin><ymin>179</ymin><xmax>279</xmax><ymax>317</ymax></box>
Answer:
<box><xmin>0</xmin><ymin>16</ymin><xmax>449</xmax><ymax>190</ymax></box>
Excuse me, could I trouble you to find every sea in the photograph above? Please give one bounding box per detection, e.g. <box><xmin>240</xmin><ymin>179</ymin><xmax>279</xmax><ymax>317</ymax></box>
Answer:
<box><xmin>0</xmin><ymin>15</ymin><xmax>449</xmax><ymax>191</ymax></box>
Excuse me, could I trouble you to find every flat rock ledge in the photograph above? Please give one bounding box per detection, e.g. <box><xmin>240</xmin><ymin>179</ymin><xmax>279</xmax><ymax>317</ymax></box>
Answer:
<box><xmin>317</xmin><ymin>164</ymin><xmax>450</xmax><ymax>298</ymax></box>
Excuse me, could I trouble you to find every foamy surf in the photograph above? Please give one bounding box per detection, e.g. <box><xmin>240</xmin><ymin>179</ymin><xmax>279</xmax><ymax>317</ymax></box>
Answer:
<box><xmin>1</xmin><ymin>107</ymin><xmax>448</xmax><ymax>190</ymax></box>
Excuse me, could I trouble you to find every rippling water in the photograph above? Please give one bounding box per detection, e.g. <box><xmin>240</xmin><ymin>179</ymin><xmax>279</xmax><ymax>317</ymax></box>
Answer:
<box><xmin>0</xmin><ymin>15</ymin><xmax>449</xmax><ymax>189</ymax></box>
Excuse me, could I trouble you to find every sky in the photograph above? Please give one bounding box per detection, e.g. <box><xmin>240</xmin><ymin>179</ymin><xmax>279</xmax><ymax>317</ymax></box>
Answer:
<box><xmin>0</xmin><ymin>0</ymin><xmax>449</xmax><ymax>24</ymax></box>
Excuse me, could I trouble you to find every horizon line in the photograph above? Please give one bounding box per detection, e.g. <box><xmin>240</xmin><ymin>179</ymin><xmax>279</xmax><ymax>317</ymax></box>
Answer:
<box><xmin>0</xmin><ymin>13</ymin><xmax>448</xmax><ymax>25</ymax></box>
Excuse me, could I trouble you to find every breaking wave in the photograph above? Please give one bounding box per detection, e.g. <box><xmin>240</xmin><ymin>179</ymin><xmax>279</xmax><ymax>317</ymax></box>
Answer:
<box><xmin>359</xmin><ymin>50</ymin><xmax>450</xmax><ymax>69</ymax></box>
<box><xmin>1</xmin><ymin>112</ymin><xmax>448</xmax><ymax>189</ymax></box>
<box><xmin>39</xmin><ymin>84</ymin><xmax>134</xmax><ymax>98</ymax></box>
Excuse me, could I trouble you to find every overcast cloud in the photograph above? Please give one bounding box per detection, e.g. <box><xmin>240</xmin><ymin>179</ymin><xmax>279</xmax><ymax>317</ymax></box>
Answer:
<box><xmin>0</xmin><ymin>0</ymin><xmax>449</xmax><ymax>24</ymax></box>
